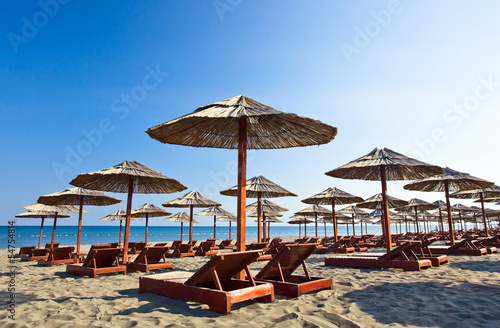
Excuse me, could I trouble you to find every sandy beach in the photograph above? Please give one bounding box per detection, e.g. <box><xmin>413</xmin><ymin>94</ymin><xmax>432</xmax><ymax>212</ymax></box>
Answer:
<box><xmin>2</xmin><ymin>239</ymin><xmax>500</xmax><ymax>328</ymax></box>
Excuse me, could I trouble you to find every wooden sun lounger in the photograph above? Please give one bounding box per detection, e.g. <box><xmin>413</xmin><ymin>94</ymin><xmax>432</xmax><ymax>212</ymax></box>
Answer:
<box><xmin>66</xmin><ymin>248</ymin><xmax>127</xmax><ymax>278</ymax></box>
<box><xmin>246</xmin><ymin>242</ymin><xmax>269</xmax><ymax>251</ymax></box>
<box><xmin>314</xmin><ymin>241</ymin><xmax>355</xmax><ymax>254</ymax></box>
<box><xmin>325</xmin><ymin>241</ymin><xmax>433</xmax><ymax>271</ymax></box>
<box><xmin>16</xmin><ymin>246</ymin><xmax>36</xmax><ymax>258</ymax></box>
<box><xmin>139</xmin><ymin>250</ymin><xmax>274</xmax><ymax>314</ymax></box>
<box><xmin>218</xmin><ymin>239</ymin><xmax>234</xmax><ymax>249</ymax></box>
<box><xmin>38</xmin><ymin>246</ymin><xmax>75</xmax><ymax>266</ymax></box>
<box><xmin>257</xmin><ymin>242</ymin><xmax>297</xmax><ymax>261</ymax></box>
<box><xmin>251</xmin><ymin>244</ymin><xmax>332</xmax><ymax>298</ymax></box>
<box><xmin>128</xmin><ymin>246</ymin><xmax>174</xmax><ymax>273</ymax></box>
<box><xmin>165</xmin><ymin>243</ymin><xmax>195</xmax><ymax>258</ymax></box>
<box><xmin>195</xmin><ymin>241</ymin><xmax>218</xmax><ymax>257</ymax></box>
<box><xmin>428</xmin><ymin>237</ymin><xmax>488</xmax><ymax>256</ymax></box>
<box><xmin>45</xmin><ymin>242</ymin><xmax>60</xmax><ymax>248</ymax></box>
<box><xmin>21</xmin><ymin>247</ymin><xmax>50</xmax><ymax>261</ymax></box>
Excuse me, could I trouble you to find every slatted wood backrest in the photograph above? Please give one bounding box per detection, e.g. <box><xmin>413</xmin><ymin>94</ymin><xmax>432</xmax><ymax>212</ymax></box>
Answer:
<box><xmin>379</xmin><ymin>241</ymin><xmax>421</xmax><ymax>260</ymax></box>
<box><xmin>450</xmin><ymin>236</ymin><xmax>476</xmax><ymax>249</ymax></box>
<box><xmin>195</xmin><ymin>241</ymin><xmax>214</xmax><ymax>255</ymax></box>
<box><xmin>82</xmin><ymin>248</ymin><xmax>122</xmax><ymax>268</ymax></box>
<box><xmin>45</xmin><ymin>242</ymin><xmax>60</xmax><ymax>248</ymax></box>
<box><xmin>49</xmin><ymin>246</ymin><xmax>75</xmax><ymax>260</ymax></box>
<box><xmin>185</xmin><ymin>251</ymin><xmax>261</xmax><ymax>288</ymax></box>
<box><xmin>219</xmin><ymin>239</ymin><xmax>233</xmax><ymax>248</ymax></box>
<box><xmin>256</xmin><ymin>244</ymin><xmax>318</xmax><ymax>281</ymax></box>
<box><xmin>134</xmin><ymin>246</ymin><xmax>169</xmax><ymax>264</ymax></box>
<box><xmin>170</xmin><ymin>240</ymin><xmax>182</xmax><ymax>250</ymax></box>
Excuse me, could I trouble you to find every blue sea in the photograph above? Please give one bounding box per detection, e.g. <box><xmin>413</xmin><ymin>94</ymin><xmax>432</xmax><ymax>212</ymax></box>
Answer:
<box><xmin>0</xmin><ymin>224</ymin><xmax>385</xmax><ymax>248</ymax></box>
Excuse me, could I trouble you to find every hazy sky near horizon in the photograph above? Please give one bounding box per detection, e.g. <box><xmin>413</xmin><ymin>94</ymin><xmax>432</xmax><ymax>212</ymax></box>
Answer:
<box><xmin>2</xmin><ymin>1</ymin><xmax>500</xmax><ymax>227</ymax></box>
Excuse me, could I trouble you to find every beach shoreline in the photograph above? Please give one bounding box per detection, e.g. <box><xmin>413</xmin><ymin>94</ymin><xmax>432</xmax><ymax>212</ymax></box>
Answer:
<box><xmin>2</xmin><ymin>239</ymin><xmax>500</xmax><ymax>328</ymax></box>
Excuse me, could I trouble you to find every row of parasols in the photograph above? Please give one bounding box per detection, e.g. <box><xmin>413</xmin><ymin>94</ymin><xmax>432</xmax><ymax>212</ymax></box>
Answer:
<box><xmin>15</xmin><ymin>95</ymin><xmax>500</xmax><ymax>259</ymax></box>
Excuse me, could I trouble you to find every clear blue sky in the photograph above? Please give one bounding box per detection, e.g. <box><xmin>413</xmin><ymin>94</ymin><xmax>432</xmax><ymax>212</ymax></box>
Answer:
<box><xmin>2</xmin><ymin>1</ymin><xmax>500</xmax><ymax>226</ymax></box>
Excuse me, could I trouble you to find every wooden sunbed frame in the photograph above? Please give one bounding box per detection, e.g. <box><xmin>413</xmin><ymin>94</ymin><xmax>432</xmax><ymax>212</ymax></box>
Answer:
<box><xmin>218</xmin><ymin>239</ymin><xmax>234</xmax><ymax>249</ymax></box>
<box><xmin>165</xmin><ymin>243</ymin><xmax>195</xmax><ymax>258</ymax></box>
<box><xmin>325</xmin><ymin>241</ymin><xmax>433</xmax><ymax>271</ymax></box>
<box><xmin>128</xmin><ymin>246</ymin><xmax>174</xmax><ymax>273</ymax></box>
<box><xmin>66</xmin><ymin>248</ymin><xmax>127</xmax><ymax>278</ymax></box>
<box><xmin>252</xmin><ymin>244</ymin><xmax>332</xmax><ymax>298</ymax></box>
<box><xmin>139</xmin><ymin>250</ymin><xmax>274</xmax><ymax>314</ymax></box>
<box><xmin>428</xmin><ymin>237</ymin><xmax>488</xmax><ymax>256</ymax></box>
<box><xmin>194</xmin><ymin>241</ymin><xmax>218</xmax><ymax>257</ymax></box>
<box><xmin>16</xmin><ymin>246</ymin><xmax>36</xmax><ymax>258</ymax></box>
<box><xmin>38</xmin><ymin>246</ymin><xmax>75</xmax><ymax>266</ymax></box>
<box><xmin>21</xmin><ymin>247</ymin><xmax>50</xmax><ymax>261</ymax></box>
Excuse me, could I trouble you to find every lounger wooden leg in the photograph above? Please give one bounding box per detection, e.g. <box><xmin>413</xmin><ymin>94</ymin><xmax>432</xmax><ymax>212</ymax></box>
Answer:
<box><xmin>301</xmin><ymin>260</ymin><xmax>311</xmax><ymax>281</ymax></box>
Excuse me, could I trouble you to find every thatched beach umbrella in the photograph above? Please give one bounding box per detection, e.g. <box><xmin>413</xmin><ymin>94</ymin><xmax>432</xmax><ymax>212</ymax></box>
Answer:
<box><xmin>164</xmin><ymin>212</ymin><xmax>199</xmax><ymax>241</ymax></box>
<box><xmin>15</xmin><ymin>210</ymin><xmax>70</xmax><ymax>248</ymax></box>
<box><xmin>70</xmin><ymin>160</ymin><xmax>187</xmax><ymax>261</ymax></box>
<box><xmin>217</xmin><ymin>213</ymin><xmax>237</xmax><ymax>239</ymax></box>
<box><xmin>404</xmin><ymin>167</ymin><xmax>493</xmax><ymax>245</ymax></box>
<box><xmin>246</xmin><ymin>199</ymin><xmax>288</xmax><ymax>241</ymax></box>
<box><xmin>37</xmin><ymin>187</ymin><xmax>121</xmax><ymax>258</ymax></box>
<box><xmin>295</xmin><ymin>204</ymin><xmax>331</xmax><ymax>237</ymax></box>
<box><xmin>250</xmin><ymin>211</ymin><xmax>283</xmax><ymax>239</ymax></box>
<box><xmin>302</xmin><ymin>187</ymin><xmax>363</xmax><ymax>242</ymax></box>
<box><xmin>220</xmin><ymin>175</ymin><xmax>296</xmax><ymax>243</ymax></box>
<box><xmin>100</xmin><ymin>210</ymin><xmax>142</xmax><ymax>247</ymax></box>
<box><xmin>146</xmin><ymin>95</ymin><xmax>337</xmax><ymax>261</ymax></box>
<box><xmin>396</xmin><ymin>198</ymin><xmax>437</xmax><ymax>234</ymax></box>
<box><xmin>449</xmin><ymin>185</ymin><xmax>500</xmax><ymax>237</ymax></box>
<box><xmin>325</xmin><ymin>147</ymin><xmax>443</xmax><ymax>252</ymax></box>
<box><xmin>162</xmin><ymin>191</ymin><xmax>221</xmax><ymax>244</ymax></box>
<box><xmin>196</xmin><ymin>206</ymin><xmax>234</xmax><ymax>239</ymax></box>
<box><xmin>129</xmin><ymin>203</ymin><xmax>172</xmax><ymax>244</ymax></box>
<box><xmin>22</xmin><ymin>203</ymin><xmax>82</xmax><ymax>248</ymax></box>
<box><xmin>357</xmin><ymin>193</ymin><xmax>408</xmax><ymax>238</ymax></box>
<box><xmin>337</xmin><ymin>205</ymin><xmax>368</xmax><ymax>236</ymax></box>
<box><xmin>432</xmin><ymin>200</ymin><xmax>447</xmax><ymax>232</ymax></box>
<box><xmin>289</xmin><ymin>215</ymin><xmax>313</xmax><ymax>238</ymax></box>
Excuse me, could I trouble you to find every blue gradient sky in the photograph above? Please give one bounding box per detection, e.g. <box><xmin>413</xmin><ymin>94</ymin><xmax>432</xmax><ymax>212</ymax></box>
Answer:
<box><xmin>2</xmin><ymin>1</ymin><xmax>500</xmax><ymax>226</ymax></box>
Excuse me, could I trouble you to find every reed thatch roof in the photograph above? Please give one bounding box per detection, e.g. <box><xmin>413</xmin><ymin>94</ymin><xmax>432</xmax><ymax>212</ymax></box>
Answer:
<box><xmin>164</xmin><ymin>212</ymin><xmax>199</xmax><ymax>224</ymax></box>
<box><xmin>336</xmin><ymin>205</ymin><xmax>368</xmax><ymax>216</ymax></box>
<box><xmin>70</xmin><ymin>160</ymin><xmax>187</xmax><ymax>194</ymax></box>
<box><xmin>301</xmin><ymin>187</ymin><xmax>364</xmax><ymax>205</ymax></box>
<box><xmin>37</xmin><ymin>187</ymin><xmax>121</xmax><ymax>206</ymax></box>
<box><xmin>162</xmin><ymin>191</ymin><xmax>221</xmax><ymax>208</ymax></box>
<box><xmin>246</xmin><ymin>199</ymin><xmax>288</xmax><ymax>213</ymax></box>
<box><xmin>397</xmin><ymin>198</ymin><xmax>437</xmax><ymax>211</ymax></box>
<box><xmin>288</xmin><ymin>217</ymin><xmax>314</xmax><ymax>224</ymax></box>
<box><xmin>259</xmin><ymin>217</ymin><xmax>283</xmax><ymax>223</ymax></box>
<box><xmin>220</xmin><ymin>175</ymin><xmax>297</xmax><ymax>198</ymax></box>
<box><xmin>217</xmin><ymin>214</ymin><xmax>237</xmax><ymax>222</ymax></box>
<box><xmin>295</xmin><ymin>204</ymin><xmax>331</xmax><ymax>216</ymax></box>
<box><xmin>249</xmin><ymin>211</ymin><xmax>283</xmax><ymax>218</ymax></box>
<box><xmin>403</xmin><ymin>167</ymin><xmax>494</xmax><ymax>192</ymax></box>
<box><xmin>450</xmin><ymin>204</ymin><xmax>475</xmax><ymax>212</ymax></box>
<box><xmin>16</xmin><ymin>211</ymin><xmax>70</xmax><ymax>219</ymax></box>
<box><xmin>433</xmin><ymin>200</ymin><xmax>447</xmax><ymax>209</ymax></box>
<box><xmin>130</xmin><ymin>203</ymin><xmax>172</xmax><ymax>218</ymax></box>
<box><xmin>357</xmin><ymin>193</ymin><xmax>408</xmax><ymax>209</ymax></box>
<box><xmin>449</xmin><ymin>185</ymin><xmax>500</xmax><ymax>200</ymax></box>
<box><xmin>100</xmin><ymin>210</ymin><xmax>142</xmax><ymax>221</ymax></box>
<box><xmin>325</xmin><ymin>147</ymin><xmax>444</xmax><ymax>181</ymax></box>
<box><xmin>195</xmin><ymin>206</ymin><xmax>233</xmax><ymax>217</ymax></box>
<box><xmin>367</xmin><ymin>209</ymin><xmax>397</xmax><ymax>219</ymax></box>
<box><xmin>146</xmin><ymin>95</ymin><xmax>337</xmax><ymax>150</ymax></box>
<box><xmin>22</xmin><ymin>203</ymin><xmax>84</xmax><ymax>214</ymax></box>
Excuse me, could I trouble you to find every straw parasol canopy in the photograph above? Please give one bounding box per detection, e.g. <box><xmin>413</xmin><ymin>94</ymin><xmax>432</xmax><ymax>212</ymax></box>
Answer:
<box><xmin>196</xmin><ymin>206</ymin><xmax>234</xmax><ymax>239</ymax></box>
<box><xmin>163</xmin><ymin>191</ymin><xmax>220</xmax><ymax>244</ymax></box>
<box><xmin>129</xmin><ymin>203</ymin><xmax>172</xmax><ymax>244</ymax></box>
<box><xmin>100</xmin><ymin>210</ymin><xmax>142</xmax><ymax>247</ymax></box>
<box><xmin>37</xmin><ymin>187</ymin><xmax>121</xmax><ymax>257</ymax></box>
<box><xmin>70</xmin><ymin>160</ymin><xmax>187</xmax><ymax>261</ymax></box>
<box><xmin>147</xmin><ymin>95</ymin><xmax>337</xmax><ymax>262</ymax></box>
<box><xmin>325</xmin><ymin>147</ymin><xmax>443</xmax><ymax>252</ymax></box>
<box><xmin>16</xmin><ymin>210</ymin><xmax>70</xmax><ymax>248</ymax></box>
<box><xmin>396</xmin><ymin>198</ymin><xmax>437</xmax><ymax>233</ymax></box>
<box><xmin>336</xmin><ymin>205</ymin><xmax>368</xmax><ymax>236</ymax></box>
<box><xmin>289</xmin><ymin>215</ymin><xmax>314</xmax><ymax>238</ymax></box>
<box><xmin>302</xmin><ymin>187</ymin><xmax>364</xmax><ymax>242</ymax></box>
<box><xmin>217</xmin><ymin>213</ymin><xmax>237</xmax><ymax>239</ymax></box>
<box><xmin>220</xmin><ymin>175</ymin><xmax>296</xmax><ymax>242</ymax></box>
<box><xmin>449</xmin><ymin>185</ymin><xmax>500</xmax><ymax>237</ymax></box>
<box><xmin>357</xmin><ymin>193</ymin><xmax>408</xmax><ymax>210</ymax></box>
<box><xmin>22</xmin><ymin>203</ymin><xmax>83</xmax><ymax>248</ymax></box>
<box><xmin>404</xmin><ymin>167</ymin><xmax>494</xmax><ymax>244</ymax></box>
<box><xmin>165</xmin><ymin>212</ymin><xmax>200</xmax><ymax>241</ymax></box>
<box><xmin>246</xmin><ymin>198</ymin><xmax>288</xmax><ymax>241</ymax></box>
<box><xmin>295</xmin><ymin>204</ymin><xmax>331</xmax><ymax>237</ymax></box>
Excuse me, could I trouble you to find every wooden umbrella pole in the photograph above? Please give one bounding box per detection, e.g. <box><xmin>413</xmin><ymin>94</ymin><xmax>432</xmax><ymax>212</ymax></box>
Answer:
<box><xmin>229</xmin><ymin>221</ymin><xmax>231</xmax><ymax>239</ymax></box>
<box><xmin>180</xmin><ymin>221</ymin><xmax>183</xmax><ymax>241</ymax></box>
<box><xmin>77</xmin><ymin>195</ymin><xmax>84</xmax><ymax>263</ymax></box>
<box><xmin>380</xmin><ymin>165</ymin><xmax>392</xmax><ymax>252</ymax></box>
<box><xmin>38</xmin><ymin>217</ymin><xmax>45</xmax><ymax>248</ymax></box>
<box><xmin>332</xmin><ymin>198</ymin><xmax>338</xmax><ymax>242</ymax></box>
<box><xmin>50</xmin><ymin>213</ymin><xmax>58</xmax><ymax>248</ymax></box>
<box><xmin>257</xmin><ymin>192</ymin><xmax>262</xmax><ymax>243</ymax></box>
<box><xmin>305</xmin><ymin>221</ymin><xmax>307</xmax><ymax>237</ymax></box>
<box><xmin>236</xmin><ymin>117</ymin><xmax>247</xmax><ymax>279</ymax></box>
<box><xmin>145</xmin><ymin>214</ymin><xmax>149</xmax><ymax>245</ymax></box>
<box><xmin>352</xmin><ymin>214</ymin><xmax>355</xmax><ymax>235</ymax></box>
<box><xmin>263</xmin><ymin>214</ymin><xmax>267</xmax><ymax>240</ymax></box>
<box><xmin>123</xmin><ymin>175</ymin><xmax>134</xmax><ymax>263</ymax></box>
<box><xmin>314</xmin><ymin>212</ymin><xmax>318</xmax><ymax>237</ymax></box>
<box><xmin>189</xmin><ymin>206</ymin><xmax>194</xmax><ymax>245</ymax></box>
<box><xmin>299</xmin><ymin>222</ymin><xmax>301</xmax><ymax>238</ymax></box>
<box><xmin>414</xmin><ymin>207</ymin><xmax>419</xmax><ymax>233</ymax></box>
<box><xmin>444</xmin><ymin>180</ymin><xmax>455</xmax><ymax>245</ymax></box>
<box><xmin>324</xmin><ymin>221</ymin><xmax>327</xmax><ymax>237</ymax></box>
<box><xmin>213</xmin><ymin>215</ymin><xmax>216</xmax><ymax>239</ymax></box>
<box><xmin>119</xmin><ymin>220</ymin><xmax>123</xmax><ymax>247</ymax></box>
<box><xmin>479</xmin><ymin>193</ymin><xmax>489</xmax><ymax>237</ymax></box>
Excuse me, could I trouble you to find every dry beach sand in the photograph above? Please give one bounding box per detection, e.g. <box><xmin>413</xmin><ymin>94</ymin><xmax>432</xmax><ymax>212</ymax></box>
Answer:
<box><xmin>1</xmin><ymin>238</ymin><xmax>499</xmax><ymax>328</ymax></box>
